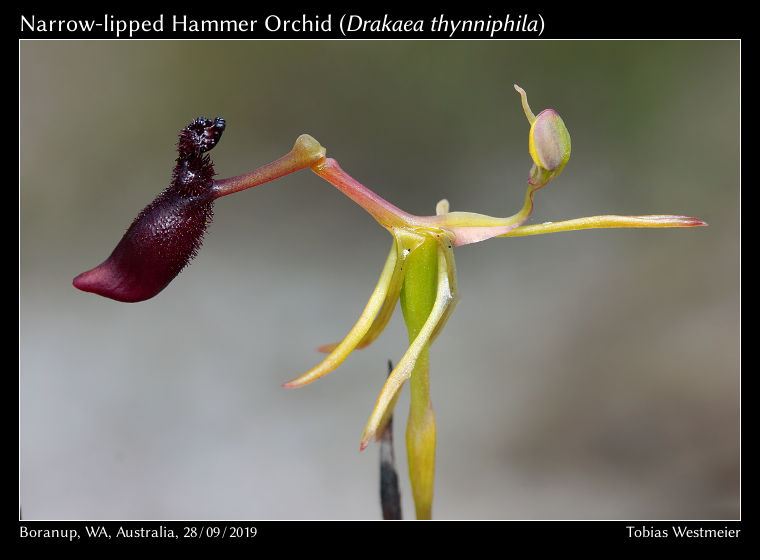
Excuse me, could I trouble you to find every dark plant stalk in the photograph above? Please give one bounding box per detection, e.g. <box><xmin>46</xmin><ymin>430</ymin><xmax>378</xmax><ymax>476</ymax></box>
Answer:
<box><xmin>379</xmin><ymin>360</ymin><xmax>402</xmax><ymax>520</ymax></box>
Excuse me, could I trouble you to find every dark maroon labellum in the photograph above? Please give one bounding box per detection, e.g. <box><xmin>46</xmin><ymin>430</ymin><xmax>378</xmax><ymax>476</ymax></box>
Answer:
<box><xmin>73</xmin><ymin>117</ymin><xmax>225</xmax><ymax>302</ymax></box>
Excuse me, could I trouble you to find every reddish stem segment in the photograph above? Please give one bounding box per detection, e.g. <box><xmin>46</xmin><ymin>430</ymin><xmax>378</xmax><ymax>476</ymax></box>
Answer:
<box><xmin>312</xmin><ymin>158</ymin><xmax>416</xmax><ymax>228</ymax></box>
<box><xmin>211</xmin><ymin>153</ymin><xmax>303</xmax><ymax>198</ymax></box>
<box><xmin>211</xmin><ymin>134</ymin><xmax>326</xmax><ymax>199</ymax></box>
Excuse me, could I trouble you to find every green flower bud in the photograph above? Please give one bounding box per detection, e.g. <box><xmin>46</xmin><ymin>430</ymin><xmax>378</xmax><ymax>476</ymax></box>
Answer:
<box><xmin>514</xmin><ymin>85</ymin><xmax>571</xmax><ymax>187</ymax></box>
<box><xmin>529</xmin><ymin>109</ymin><xmax>571</xmax><ymax>173</ymax></box>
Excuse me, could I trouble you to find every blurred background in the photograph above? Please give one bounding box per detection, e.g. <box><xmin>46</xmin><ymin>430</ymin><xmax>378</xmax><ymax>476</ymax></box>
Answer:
<box><xmin>20</xmin><ymin>40</ymin><xmax>739</xmax><ymax>520</ymax></box>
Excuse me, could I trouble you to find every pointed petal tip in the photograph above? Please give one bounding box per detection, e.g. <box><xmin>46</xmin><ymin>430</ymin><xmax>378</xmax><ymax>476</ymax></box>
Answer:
<box><xmin>660</xmin><ymin>215</ymin><xmax>709</xmax><ymax>227</ymax></box>
<box><xmin>650</xmin><ymin>215</ymin><xmax>708</xmax><ymax>227</ymax></box>
<box><xmin>316</xmin><ymin>342</ymin><xmax>338</xmax><ymax>353</ymax></box>
<box><xmin>359</xmin><ymin>426</ymin><xmax>379</xmax><ymax>451</ymax></box>
<box><xmin>281</xmin><ymin>374</ymin><xmax>313</xmax><ymax>389</ymax></box>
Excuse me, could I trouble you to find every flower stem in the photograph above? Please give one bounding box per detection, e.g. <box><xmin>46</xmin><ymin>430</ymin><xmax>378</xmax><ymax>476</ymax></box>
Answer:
<box><xmin>311</xmin><ymin>158</ymin><xmax>415</xmax><ymax>228</ymax></box>
<box><xmin>211</xmin><ymin>134</ymin><xmax>325</xmax><ymax>199</ymax></box>
<box><xmin>400</xmin><ymin>235</ymin><xmax>439</xmax><ymax>520</ymax></box>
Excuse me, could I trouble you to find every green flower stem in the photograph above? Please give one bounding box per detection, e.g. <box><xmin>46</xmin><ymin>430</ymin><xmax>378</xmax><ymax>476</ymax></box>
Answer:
<box><xmin>400</xmin><ymin>234</ymin><xmax>439</xmax><ymax>520</ymax></box>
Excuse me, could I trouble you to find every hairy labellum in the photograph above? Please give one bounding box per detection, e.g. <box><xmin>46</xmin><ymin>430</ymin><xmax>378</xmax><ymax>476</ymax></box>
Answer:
<box><xmin>73</xmin><ymin>117</ymin><xmax>225</xmax><ymax>302</ymax></box>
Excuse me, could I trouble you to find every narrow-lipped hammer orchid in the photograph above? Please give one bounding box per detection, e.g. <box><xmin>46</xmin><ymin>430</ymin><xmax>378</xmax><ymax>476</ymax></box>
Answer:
<box><xmin>74</xmin><ymin>86</ymin><xmax>706</xmax><ymax>519</ymax></box>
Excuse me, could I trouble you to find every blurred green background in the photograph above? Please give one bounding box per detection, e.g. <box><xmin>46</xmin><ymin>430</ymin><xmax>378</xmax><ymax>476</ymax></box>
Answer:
<box><xmin>20</xmin><ymin>40</ymin><xmax>739</xmax><ymax>520</ymax></box>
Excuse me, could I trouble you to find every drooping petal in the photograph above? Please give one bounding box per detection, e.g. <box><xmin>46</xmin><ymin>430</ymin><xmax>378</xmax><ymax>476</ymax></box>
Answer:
<box><xmin>425</xmin><ymin>201</ymin><xmax>460</xmax><ymax>344</ymax></box>
<box><xmin>360</xmin><ymin>241</ymin><xmax>455</xmax><ymax>450</ymax></box>
<box><xmin>317</xmin><ymin>235</ymin><xmax>409</xmax><ymax>355</ymax></box>
<box><xmin>428</xmin><ymin>234</ymin><xmax>459</xmax><ymax>344</ymax></box>
<box><xmin>282</xmin><ymin>244</ymin><xmax>402</xmax><ymax>388</ymax></box>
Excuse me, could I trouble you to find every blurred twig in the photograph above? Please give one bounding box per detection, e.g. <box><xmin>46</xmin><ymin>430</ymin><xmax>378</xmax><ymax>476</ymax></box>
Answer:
<box><xmin>379</xmin><ymin>359</ymin><xmax>402</xmax><ymax>520</ymax></box>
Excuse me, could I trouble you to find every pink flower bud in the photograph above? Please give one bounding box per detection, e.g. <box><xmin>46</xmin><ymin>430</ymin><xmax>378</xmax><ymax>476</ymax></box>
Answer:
<box><xmin>529</xmin><ymin>109</ymin><xmax>571</xmax><ymax>173</ymax></box>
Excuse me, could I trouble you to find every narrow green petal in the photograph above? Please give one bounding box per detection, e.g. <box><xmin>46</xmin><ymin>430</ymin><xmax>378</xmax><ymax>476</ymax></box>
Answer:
<box><xmin>282</xmin><ymin>245</ymin><xmax>399</xmax><ymax>388</ymax></box>
<box><xmin>315</xmin><ymin>239</ymin><xmax>405</xmax><ymax>354</ymax></box>
<box><xmin>350</xmin><ymin>236</ymin><xmax>408</xmax><ymax>350</ymax></box>
<box><xmin>514</xmin><ymin>84</ymin><xmax>536</xmax><ymax>124</ymax></box>
<box><xmin>499</xmin><ymin>214</ymin><xmax>708</xmax><ymax>237</ymax></box>
<box><xmin>429</xmin><ymin>235</ymin><xmax>459</xmax><ymax>344</ymax></box>
<box><xmin>339</xmin><ymin>228</ymin><xmax>427</xmax><ymax>355</ymax></box>
<box><xmin>360</xmin><ymin>243</ymin><xmax>454</xmax><ymax>450</ymax></box>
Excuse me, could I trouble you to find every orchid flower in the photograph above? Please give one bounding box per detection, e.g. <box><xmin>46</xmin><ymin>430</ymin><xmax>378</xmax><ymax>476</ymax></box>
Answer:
<box><xmin>74</xmin><ymin>86</ymin><xmax>706</xmax><ymax>519</ymax></box>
